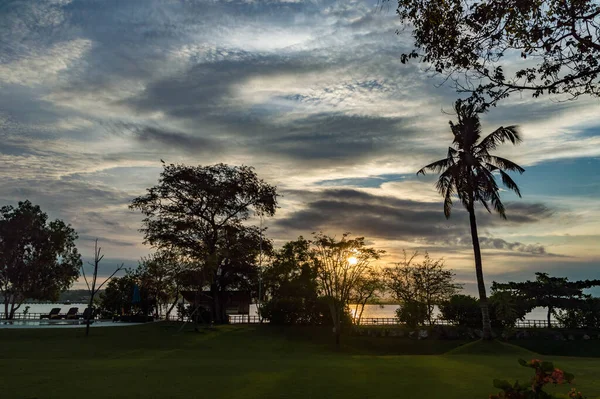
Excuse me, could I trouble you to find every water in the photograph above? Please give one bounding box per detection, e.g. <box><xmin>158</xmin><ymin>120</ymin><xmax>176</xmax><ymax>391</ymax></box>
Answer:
<box><xmin>11</xmin><ymin>303</ymin><xmax>554</xmax><ymax>321</ymax></box>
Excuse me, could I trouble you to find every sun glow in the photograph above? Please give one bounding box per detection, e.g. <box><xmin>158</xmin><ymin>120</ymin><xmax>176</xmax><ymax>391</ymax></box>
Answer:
<box><xmin>347</xmin><ymin>256</ymin><xmax>358</xmax><ymax>265</ymax></box>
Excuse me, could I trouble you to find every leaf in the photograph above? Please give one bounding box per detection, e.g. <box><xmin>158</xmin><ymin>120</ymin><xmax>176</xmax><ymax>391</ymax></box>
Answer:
<box><xmin>493</xmin><ymin>379</ymin><xmax>513</xmax><ymax>390</ymax></box>
<box><xmin>540</xmin><ymin>361</ymin><xmax>555</xmax><ymax>373</ymax></box>
<box><xmin>518</xmin><ymin>358</ymin><xmax>528</xmax><ymax>367</ymax></box>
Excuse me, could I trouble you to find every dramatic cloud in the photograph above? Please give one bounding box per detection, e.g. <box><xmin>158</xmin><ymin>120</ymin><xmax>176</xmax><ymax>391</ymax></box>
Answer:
<box><xmin>0</xmin><ymin>0</ymin><xmax>598</xmax><ymax>285</ymax></box>
<box><xmin>274</xmin><ymin>188</ymin><xmax>557</xmax><ymax>256</ymax></box>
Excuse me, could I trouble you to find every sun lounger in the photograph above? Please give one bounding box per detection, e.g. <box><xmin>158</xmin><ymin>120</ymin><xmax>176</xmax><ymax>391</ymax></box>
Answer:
<box><xmin>39</xmin><ymin>308</ymin><xmax>62</xmax><ymax>320</ymax></box>
<box><xmin>65</xmin><ymin>307</ymin><xmax>79</xmax><ymax>319</ymax></box>
<box><xmin>79</xmin><ymin>307</ymin><xmax>94</xmax><ymax>323</ymax></box>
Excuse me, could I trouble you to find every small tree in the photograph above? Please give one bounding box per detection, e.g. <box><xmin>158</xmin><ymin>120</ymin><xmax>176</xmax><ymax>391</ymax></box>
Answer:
<box><xmin>260</xmin><ymin>237</ymin><xmax>326</xmax><ymax>325</ymax></box>
<box><xmin>350</xmin><ymin>268</ymin><xmax>385</xmax><ymax>325</ymax></box>
<box><xmin>0</xmin><ymin>200</ymin><xmax>81</xmax><ymax>319</ymax></box>
<box><xmin>312</xmin><ymin>233</ymin><xmax>384</xmax><ymax>347</ymax></box>
<box><xmin>492</xmin><ymin>273</ymin><xmax>600</xmax><ymax>328</ymax></box>
<box><xmin>81</xmin><ymin>240</ymin><xmax>123</xmax><ymax>336</ymax></box>
<box><xmin>386</xmin><ymin>251</ymin><xmax>460</xmax><ymax>325</ymax></box>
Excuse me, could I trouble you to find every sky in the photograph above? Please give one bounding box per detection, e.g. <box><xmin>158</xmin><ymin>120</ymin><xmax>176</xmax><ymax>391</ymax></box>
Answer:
<box><xmin>0</xmin><ymin>0</ymin><xmax>599</xmax><ymax>293</ymax></box>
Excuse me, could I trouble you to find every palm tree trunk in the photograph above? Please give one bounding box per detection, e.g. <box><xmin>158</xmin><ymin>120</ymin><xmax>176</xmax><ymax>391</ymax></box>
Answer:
<box><xmin>468</xmin><ymin>206</ymin><xmax>493</xmax><ymax>340</ymax></box>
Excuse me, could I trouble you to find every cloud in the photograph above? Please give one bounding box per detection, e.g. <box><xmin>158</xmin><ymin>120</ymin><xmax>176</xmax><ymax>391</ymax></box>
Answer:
<box><xmin>274</xmin><ymin>188</ymin><xmax>557</xmax><ymax>256</ymax></box>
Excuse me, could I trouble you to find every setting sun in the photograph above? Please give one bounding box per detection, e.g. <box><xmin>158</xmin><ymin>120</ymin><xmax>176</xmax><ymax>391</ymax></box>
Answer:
<box><xmin>347</xmin><ymin>256</ymin><xmax>358</xmax><ymax>265</ymax></box>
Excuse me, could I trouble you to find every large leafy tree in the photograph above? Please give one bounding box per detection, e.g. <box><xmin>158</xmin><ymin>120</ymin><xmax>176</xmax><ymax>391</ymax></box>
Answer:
<box><xmin>0</xmin><ymin>200</ymin><xmax>82</xmax><ymax>319</ymax></box>
<box><xmin>417</xmin><ymin>100</ymin><xmax>525</xmax><ymax>339</ymax></box>
<box><xmin>130</xmin><ymin>162</ymin><xmax>277</xmax><ymax>323</ymax></box>
<box><xmin>394</xmin><ymin>0</ymin><xmax>600</xmax><ymax>105</ymax></box>
<box><xmin>492</xmin><ymin>272</ymin><xmax>600</xmax><ymax>328</ymax></box>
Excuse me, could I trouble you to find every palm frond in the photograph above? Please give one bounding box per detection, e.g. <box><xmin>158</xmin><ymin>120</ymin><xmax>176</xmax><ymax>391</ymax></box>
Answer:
<box><xmin>489</xmin><ymin>189</ymin><xmax>506</xmax><ymax>219</ymax></box>
<box><xmin>486</xmin><ymin>155</ymin><xmax>525</xmax><ymax>174</ymax></box>
<box><xmin>478</xmin><ymin>126</ymin><xmax>522</xmax><ymax>150</ymax></box>
<box><xmin>443</xmin><ymin>185</ymin><xmax>454</xmax><ymax>219</ymax></box>
<box><xmin>499</xmin><ymin>170</ymin><xmax>522</xmax><ymax>198</ymax></box>
<box><xmin>417</xmin><ymin>157</ymin><xmax>452</xmax><ymax>176</ymax></box>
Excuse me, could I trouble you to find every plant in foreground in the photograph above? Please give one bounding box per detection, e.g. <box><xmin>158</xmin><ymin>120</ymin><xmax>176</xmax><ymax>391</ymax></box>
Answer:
<box><xmin>490</xmin><ymin>359</ymin><xmax>585</xmax><ymax>399</ymax></box>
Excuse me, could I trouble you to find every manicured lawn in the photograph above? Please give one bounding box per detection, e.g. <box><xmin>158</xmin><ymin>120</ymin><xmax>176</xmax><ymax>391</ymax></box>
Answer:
<box><xmin>1</xmin><ymin>323</ymin><xmax>599</xmax><ymax>399</ymax></box>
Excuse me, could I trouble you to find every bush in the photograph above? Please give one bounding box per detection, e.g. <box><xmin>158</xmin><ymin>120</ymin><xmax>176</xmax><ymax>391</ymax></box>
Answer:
<box><xmin>554</xmin><ymin>299</ymin><xmax>600</xmax><ymax>330</ymax></box>
<box><xmin>439</xmin><ymin>295</ymin><xmax>481</xmax><ymax>327</ymax></box>
<box><xmin>396</xmin><ymin>301</ymin><xmax>427</xmax><ymax>328</ymax></box>
<box><xmin>260</xmin><ymin>296</ymin><xmax>340</xmax><ymax>326</ymax></box>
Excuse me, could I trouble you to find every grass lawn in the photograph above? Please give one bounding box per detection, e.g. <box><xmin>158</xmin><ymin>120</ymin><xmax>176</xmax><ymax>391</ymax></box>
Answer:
<box><xmin>1</xmin><ymin>323</ymin><xmax>599</xmax><ymax>399</ymax></box>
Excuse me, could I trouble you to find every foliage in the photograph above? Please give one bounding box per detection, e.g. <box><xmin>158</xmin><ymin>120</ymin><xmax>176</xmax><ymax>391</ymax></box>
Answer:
<box><xmin>130</xmin><ymin>162</ymin><xmax>277</xmax><ymax>323</ymax></box>
<box><xmin>350</xmin><ymin>268</ymin><xmax>385</xmax><ymax>325</ymax></box>
<box><xmin>99</xmin><ymin>270</ymin><xmax>155</xmax><ymax>316</ymax></box>
<box><xmin>394</xmin><ymin>0</ymin><xmax>600</xmax><ymax>106</ymax></box>
<box><xmin>0</xmin><ymin>200</ymin><xmax>82</xmax><ymax>319</ymax></box>
<box><xmin>311</xmin><ymin>232</ymin><xmax>384</xmax><ymax>345</ymax></box>
<box><xmin>385</xmin><ymin>251</ymin><xmax>460</xmax><ymax>325</ymax></box>
<box><xmin>396</xmin><ymin>300</ymin><xmax>428</xmax><ymax>328</ymax></box>
<box><xmin>260</xmin><ymin>237</ymin><xmax>327</xmax><ymax>325</ymax></box>
<box><xmin>492</xmin><ymin>273</ymin><xmax>600</xmax><ymax>328</ymax></box>
<box><xmin>553</xmin><ymin>298</ymin><xmax>600</xmax><ymax>330</ymax></box>
<box><xmin>490</xmin><ymin>359</ymin><xmax>582</xmax><ymax>399</ymax></box>
<box><xmin>417</xmin><ymin>101</ymin><xmax>524</xmax><ymax>340</ymax></box>
<box><xmin>137</xmin><ymin>250</ymin><xmax>181</xmax><ymax>317</ymax></box>
<box><xmin>489</xmin><ymin>291</ymin><xmax>531</xmax><ymax>328</ymax></box>
<box><xmin>440</xmin><ymin>294</ymin><xmax>482</xmax><ymax>328</ymax></box>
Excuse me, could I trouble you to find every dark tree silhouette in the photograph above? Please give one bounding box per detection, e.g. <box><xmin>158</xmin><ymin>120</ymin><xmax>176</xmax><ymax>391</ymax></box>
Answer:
<box><xmin>417</xmin><ymin>100</ymin><xmax>525</xmax><ymax>339</ymax></box>
<box><xmin>492</xmin><ymin>272</ymin><xmax>600</xmax><ymax>328</ymax></box>
<box><xmin>0</xmin><ymin>200</ymin><xmax>81</xmax><ymax>319</ymax></box>
<box><xmin>130</xmin><ymin>162</ymin><xmax>277</xmax><ymax>323</ymax></box>
<box><xmin>393</xmin><ymin>0</ymin><xmax>600</xmax><ymax>106</ymax></box>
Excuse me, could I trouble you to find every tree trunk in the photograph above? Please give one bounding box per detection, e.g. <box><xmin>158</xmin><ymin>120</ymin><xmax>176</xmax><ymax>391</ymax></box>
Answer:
<box><xmin>86</xmin><ymin>291</ymin><xmax>95</xmax><ymax>337</ymax></box>
<box><xmin>334</xmin><ymin>309</ymin><xmax>341</xmax><ymax>348</ymax></box>
<box><xmin>210</xmin><ymin>283</ymin><xmax>223</xmax><ymax>324</ymax></box>
<box><xmin>166</xmin><ymin>292</ymin><xmax>179</xmax><ymax>321</ymax></box>
<box><xmin>547</xmin><ymin>306</ymin><xmax>552</xmax><ymax>329</ymax></box>
<box><xmin>3</xmin><ymin>297</ymin><xmax>9</xmax><ymax>320</ymax></box>
<box><xmin>468</xmin><ymin>207</ymin><xmax>493</xmax><ymax>340</ymax></box>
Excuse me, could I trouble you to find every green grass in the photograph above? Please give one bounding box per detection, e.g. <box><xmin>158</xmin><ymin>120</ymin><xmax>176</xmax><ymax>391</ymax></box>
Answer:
<box><xmin>1</xmin><ymin>323</ymin><xmax>600</xmax><ymax>399</ymax></box>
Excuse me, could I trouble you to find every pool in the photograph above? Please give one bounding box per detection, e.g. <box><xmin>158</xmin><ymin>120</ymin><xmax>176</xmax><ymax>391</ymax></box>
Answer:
<box><xmin>0</xmin><ymin>319</ymin><xmax>147</xmax><ymax>329</ymax></box>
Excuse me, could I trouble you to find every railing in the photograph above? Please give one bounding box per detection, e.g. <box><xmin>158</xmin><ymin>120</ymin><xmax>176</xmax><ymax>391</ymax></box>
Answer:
<box><xmin>1</xmin><ymin>312</ymin><xmax>98</xmax><ymax>321</ymax></box>
<box><xmin>221</xmin><ymin>316</ymin><xmax>565</xmax><ymax>329</ymax></box>
<box><xmin>228</xmin><ymin>315</ymin><xmax>264</xmax><ymax>324</ymax></box>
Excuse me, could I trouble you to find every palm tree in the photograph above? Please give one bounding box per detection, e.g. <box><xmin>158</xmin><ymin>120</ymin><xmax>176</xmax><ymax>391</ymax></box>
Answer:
<box><xmin>417</xmin><ymin>100</ymin><xmax>525</xmax><ymax>340</ymax></box>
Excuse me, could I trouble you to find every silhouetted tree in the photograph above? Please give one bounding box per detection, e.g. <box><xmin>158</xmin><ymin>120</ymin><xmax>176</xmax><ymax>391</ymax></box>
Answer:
<box><xmin>312</xmin><ymin>233</ymin><xmax>384</xmax><ymax>347</ymax></box>
<box><xmin>492</xmin><ymin>272</ymin><xmax>600</xmax><ymax>328</ymax></box>
<box><xmin>81</xmin><ymin>239</ymin><xmax>123</xmax><ymax>336</ymax></box>
<box><xmin>137</xmin><ymin>249</ymin><xmax>182</xmax><ymax>318</ymax></box>
<box><xmin>260</xmin><ymin>237</ymin><xmax>328</xmax><ymax>325</ymax></box>
<box><xmin>130</xmin><ymin>162</ymin><xmax>277</xmax><ymax>323</ymax></box>
<box><xmin>0</xmin><ymin>200</ymin><xmax>81</xmax><ymax>319</ymax></box>
<box><xmin>393</xmin><ymin>0</ymin><xmax>600</xmax><ymax>106</ymax></box>
<box><xmin>350</xmin><ymin>268</ymin><xmax>385</xmax><ymax>326</ymax></box>
<box><xmin>385</xmin><ymin>251</ymin><xmax>461</xmax><ymax>325</ymax></box>
<box><xmin>417</xmin><ymin>101</ymin><xmax>525</xmax><ymax>339</ymax></box>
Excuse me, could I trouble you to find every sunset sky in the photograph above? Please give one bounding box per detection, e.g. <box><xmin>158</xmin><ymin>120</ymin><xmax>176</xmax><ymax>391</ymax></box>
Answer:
<box><xmin>1</xmin><ymin>0</ymin><xmax>599</xmax><ymax>292</ymax></box>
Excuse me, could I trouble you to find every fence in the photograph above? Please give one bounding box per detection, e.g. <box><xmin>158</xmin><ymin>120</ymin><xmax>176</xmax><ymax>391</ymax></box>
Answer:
<box><xmin>222</xmin><ymin>316</ymin><xmax>565</xmax><ymax>329</ymax></box>
<box><xmin>1</xmin><ymin>312</ymin><xmax>99</xmax><ymax>321</ymax></box>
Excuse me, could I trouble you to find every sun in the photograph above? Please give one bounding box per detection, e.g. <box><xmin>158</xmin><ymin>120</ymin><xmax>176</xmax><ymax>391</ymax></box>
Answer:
<box><xmin>347</xmin><ymin>256</ymin><xmax>358</xmax><ymax>265</ymax></box>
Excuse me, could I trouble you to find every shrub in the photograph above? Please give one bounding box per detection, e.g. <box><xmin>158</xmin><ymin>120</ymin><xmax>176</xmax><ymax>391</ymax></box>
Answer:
<box><xmin>489</xmin><ymin>359</ymin><xmax>585</xmax><ymax>399</ymax></box>
<box><xmin>439</xmin><ymin>295</ymin><xmax>481</xmax><ymax>327</ymax></box>
<box><xmin>396</xmin><ymin>301</ymin><xmax>427</xmax><ymax>328</ymax></box>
